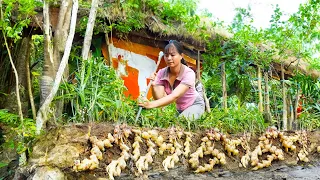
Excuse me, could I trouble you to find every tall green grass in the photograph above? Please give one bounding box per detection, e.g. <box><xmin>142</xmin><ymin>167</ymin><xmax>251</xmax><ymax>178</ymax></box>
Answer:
<box><xmin>58</xmin><ymin>57</ymin><xmax>136</xmax><ymax>123</ymax></box>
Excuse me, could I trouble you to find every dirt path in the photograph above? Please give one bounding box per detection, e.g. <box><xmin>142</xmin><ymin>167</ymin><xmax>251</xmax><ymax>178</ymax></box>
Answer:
<box><xmin>138</xmin><ymin>163</ymin><xmax>320</xmax><ymax>180</ymax></box>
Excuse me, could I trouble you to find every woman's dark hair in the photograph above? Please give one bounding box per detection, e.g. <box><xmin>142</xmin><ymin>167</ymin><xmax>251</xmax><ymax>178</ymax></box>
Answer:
<box><xmin>164</xmin><ymin>40</ymin><xmax>188</xmax><ymax>66</ymax></box>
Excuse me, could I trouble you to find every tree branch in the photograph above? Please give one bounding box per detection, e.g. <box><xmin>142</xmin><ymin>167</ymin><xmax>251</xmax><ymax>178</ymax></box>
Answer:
<box><xmin>82</xmin><ymin>0</ymin><xmax>99</xmax><ymax>60</ymax></box>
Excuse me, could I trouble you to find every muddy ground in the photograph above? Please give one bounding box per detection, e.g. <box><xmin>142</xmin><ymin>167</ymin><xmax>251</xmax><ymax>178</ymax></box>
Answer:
<box><xmin>1</xmin><ymin>122</ymin><xmax>320</xmax><ymax>179</ymax></box>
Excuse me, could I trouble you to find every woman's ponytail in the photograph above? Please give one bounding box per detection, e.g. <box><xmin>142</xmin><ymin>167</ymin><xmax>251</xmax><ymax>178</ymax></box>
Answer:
<box><xmin>181</xmin><ymin>58</ymin><xmax>188</xmax><ymax>66</ymax></box>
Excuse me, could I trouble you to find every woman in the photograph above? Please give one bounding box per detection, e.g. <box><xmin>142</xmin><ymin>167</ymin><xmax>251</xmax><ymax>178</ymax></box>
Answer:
<box><xmin>138</xmin><ymin>40</ymin><xmax>205</xmax><ymax>120</ymax></box>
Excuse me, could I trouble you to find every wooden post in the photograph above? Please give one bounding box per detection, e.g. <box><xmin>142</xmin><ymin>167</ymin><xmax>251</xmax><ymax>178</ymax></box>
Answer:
<box><xmin>257</xmin><ymin>66</ymin><xmax>263</xmax><ymax>113</ymax></box>
<box><xmin>197</xmin><ymin>50</ymin><xmax>211</xmax><ymax>113</ymax></box>
<box><xmin>105</xmin><ymin>34</ymin><xmax>113</xmax><ymax>67</ymax></box>
<box><xmin>288</xmin><ymin>95</ymin><xmax>294</xmax><ymax>130</ymax></box>
<box><xmin>293</xmin><ymin>89</ymin><xmax>300</xmax><ymax>126</ymax></box>
<box><xmin>197</xmin><ymin>50</ymin><xmax>201</xmax><ymax>80</ymax></box>
<box><xmin>293</xmin><ymin>57</ymin><xmax>301</xmax><ymax>127</ymax></box>
<box><xmin>221</xmin><ymin>62</ymin><xmax>227</xmax><ymax>111</ymax></box>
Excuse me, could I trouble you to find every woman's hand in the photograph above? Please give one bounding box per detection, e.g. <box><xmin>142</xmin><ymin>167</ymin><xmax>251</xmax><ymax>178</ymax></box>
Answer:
<box><xmin>148</xmin><ymin>72</ymin><xmax>158</xmax><ymax>85</ymax></box>
<box><xmin>137</xmin><ymin>98</ymin><xmax>155</xmax><ymax>109</ymax></box>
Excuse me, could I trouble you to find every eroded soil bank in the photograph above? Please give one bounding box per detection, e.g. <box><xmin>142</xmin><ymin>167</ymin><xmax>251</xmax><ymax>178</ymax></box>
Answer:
<box><xmin>6</xmin><ymin>123</ymin><xmax>320</xmax><ymax>179</ymax></box>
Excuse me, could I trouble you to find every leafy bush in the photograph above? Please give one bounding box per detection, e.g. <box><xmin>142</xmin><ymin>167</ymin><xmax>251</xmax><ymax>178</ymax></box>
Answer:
<box><xmin>0</xmin><ymin>109</ymin><xmax>36</xmax><ymax>154</ymax></box>
<box><xmin>298</xmin><ymin>103</ymin><xmax>320</xmax><ymax>130</ymax></box>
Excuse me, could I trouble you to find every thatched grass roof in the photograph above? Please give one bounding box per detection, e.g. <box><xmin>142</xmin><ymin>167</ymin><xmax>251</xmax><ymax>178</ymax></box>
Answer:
<box><xmin>98</xmin><ymin>3</ymin><xmax>232</xmax><ymax>51</ymax></box>
<box><xmin>30</xmin><ymin>3</ymin><xmax>320</xmax><ymax>78</ymax></box>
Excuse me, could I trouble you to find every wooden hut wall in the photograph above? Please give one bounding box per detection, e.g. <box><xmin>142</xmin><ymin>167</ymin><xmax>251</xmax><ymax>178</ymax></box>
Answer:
<box><xmin>101</xmin><ymin>38</ymin><xmax>197</xmax><ymax>99</ymax></box>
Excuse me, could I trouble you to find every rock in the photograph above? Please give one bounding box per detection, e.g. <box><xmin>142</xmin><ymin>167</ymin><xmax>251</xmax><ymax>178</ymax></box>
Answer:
<box><xmin>273</xmin><ymin>172</ymin><xmax>288</xmax><ymax>179</ymax></box>
<box><xmin>28</xmin><ymin>125</ymin><xmax>89</xmax><ymax>168</ymax></box>
<box><xmin>217</xmin><ymin>170</ymin><xmax>233</xmax><ymax>177</ymax></box>
<box><xmin>148</xmin><ymin>172</ymin><xmax>161</xmax><ymax>178</ymax></box>
<box><xmin>29</xmin><ymin>145</ymin><xmax>80</xmax><ymax>168</ymax></box>
<box><xmin>47</xmin><ymin>145</ymin><xmax>80</xmax><ymax>168</ymax></box>
<box><xmin>13</xmin><ymin>168</ymin><xmax>27</xmax><ymax>180</ymax></box>
<box><xmin>30</xmin><ymin>166</ymin><xmax>65</xmax><ymax>180</ymax></box>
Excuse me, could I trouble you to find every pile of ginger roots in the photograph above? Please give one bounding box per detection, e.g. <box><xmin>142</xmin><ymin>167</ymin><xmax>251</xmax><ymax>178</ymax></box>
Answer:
<box><xmin>72</xmin><ymin>125</ymin><xmax>320</xmax><ymax>180</ymax></box>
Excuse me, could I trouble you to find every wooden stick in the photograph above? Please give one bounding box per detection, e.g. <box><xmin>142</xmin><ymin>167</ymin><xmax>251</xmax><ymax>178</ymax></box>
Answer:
<box><xmin>135</xmin><ymin>51</ymin><xmax>164</xmax><ymax>122</ymax></box>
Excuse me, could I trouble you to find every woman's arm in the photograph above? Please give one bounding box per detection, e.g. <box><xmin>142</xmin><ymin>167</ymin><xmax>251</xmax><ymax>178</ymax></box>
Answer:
<box><xmin>150</xmin><ymin>71</ymin><xmax>166</xmax><ymax>99</ymax></box>
<box><xmin>139</xmin><ymin>84</ymin><xmax>189</xmax><ymax>109</ymax></box>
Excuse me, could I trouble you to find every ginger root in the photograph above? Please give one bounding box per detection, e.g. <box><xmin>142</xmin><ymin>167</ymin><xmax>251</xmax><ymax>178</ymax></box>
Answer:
<box><xmin>298</xmin><ymin>149</ymin><xmax>309</xmax><ymax>162</ymax></box>
<box><xmin>73</xmin><ymin>154</ymin><xmax>99</xmax><ymax>171</ymax></box>
<box><xmin>240</xmin><ymin>153</ymin><xmax>250</xmax><ymax>168</ymax></box>
<box><xmin>195</xmin><ymin>158</ymin><xmax>219</xmax><ymax>173</ymax></box>
<box><xmin>106</xmin><ymin>160</ymin><xmax>118</xmax><ymax>180</ymax></box>
<box><xmin>89</xmin><ymin>136</ymin><xmax>105</xmax><ymax>151</ymax></box>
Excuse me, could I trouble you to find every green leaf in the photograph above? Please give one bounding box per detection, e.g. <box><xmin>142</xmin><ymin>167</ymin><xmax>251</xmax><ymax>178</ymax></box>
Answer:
<box><xmin>0</xmin><ymin>162</ymin><xmax>8</xmax><ymax>168</ymax></box>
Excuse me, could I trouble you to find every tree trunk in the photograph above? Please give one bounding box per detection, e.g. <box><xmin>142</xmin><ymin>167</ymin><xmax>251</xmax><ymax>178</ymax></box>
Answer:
<box><xmin>1</xmin><ymin>34</ymin><xmax>24</xmax><ymax>123</ymax></box>
<box><xmin>82</xmin><ymin>0</ymin><xmax>99</xmax><ymax>60</ymax></box>
<box><xmin>263</xmin><ymin>69</ymin><xmax>272</xmax><ymax>123</ymax></box>
<box><xmin>1</xmin><ymin>0</ymin><xmax>26</xmax><ymax>166</ymax></box>
<box><xmin>3</xmin><ymin>38</ymin><xmax>31</xmax><ymax>116</ymax></box>
<box><xmin>52</xmin><ymin>0</ymin><xmax>72</xmax><ymax>121</ymax></box>
<box><xmin>281</xmin><ymin>62</ymin><xmax>287</xmax><ymax>130</ymax></box>
<box><xmin>40</xmin><ymin>0</ymin><xmax>54</xmax><ymax>107</ymax></box>
<box><xmin>36</xmin><ymin>0</ymin><xmax>78</xmax><ymax>134</ymax></box>
<box><xmin>26</xmin><ymin>38</ymin><xmax>37</xmax><ymax>120</ymax></box>
<box><xmin>257</xmin><ymin>66</ymin><xmax>263</xmax><ymax>113</ymax></box>
<box><xmin>221</xmin><ymin>62</ymin><xmax>227</xmax><ymax>112</ymax></box>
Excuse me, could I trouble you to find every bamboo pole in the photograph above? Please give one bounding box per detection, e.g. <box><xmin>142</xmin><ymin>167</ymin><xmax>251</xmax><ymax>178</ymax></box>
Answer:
<box><xmin>264</xmin><ymin>69</ymin><xmax>272</xmax><ymax>123</ymax></box>
<box><xmin>257</xmin><ymin>66</ymin><xmax>263</xmax><ymax>113</ymax></box>
<box><xmin>270</xmin><ymin>68</ymin><xmax>281</xmax><ymax>128</ymax></box>
<box><xmin>281</xmin><ymin>62</ymin><xmax>287</xmax><ymax>130</ymax></box>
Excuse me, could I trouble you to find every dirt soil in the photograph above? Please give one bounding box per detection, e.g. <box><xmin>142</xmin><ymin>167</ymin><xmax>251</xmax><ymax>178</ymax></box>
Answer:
<box><xmin>3</xmin><ymin>122</ymin><xmax>320</xmax><ymax>179</ymax></box>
